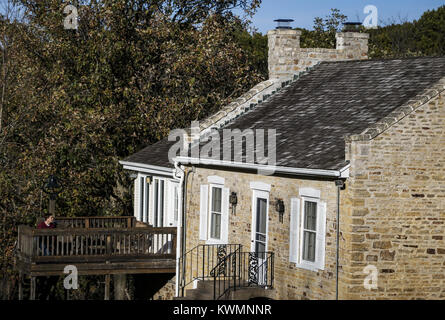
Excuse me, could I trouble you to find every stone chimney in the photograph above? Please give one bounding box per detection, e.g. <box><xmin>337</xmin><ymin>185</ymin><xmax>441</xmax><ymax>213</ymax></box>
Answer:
<box><xmin>267</xmin><ymin>28</ymin><xmax>302</xmax><ymax>79</ymax></box>
<box><xmin>335</xmin><ymin>32</ymin><xmax>369</xmax><ymax>59</ymax></box>
<box><xmin>267</xmin><ymin>20</ymin><xmax>369</xmax><ymax>79</ymax></box>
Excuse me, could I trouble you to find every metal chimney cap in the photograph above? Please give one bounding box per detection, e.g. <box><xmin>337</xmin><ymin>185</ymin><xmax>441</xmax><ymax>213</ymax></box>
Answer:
<box><xmin>343</xmin><ymin>22</ymin><xmax>363</xmax><ymax>32</ymax></box>
<box><xmin>274</xmin><ymin>19</ymin><xmax>294</xmax><ymax>29</ymax></box>
<box><xmin>343</xmin><ymin>22</ymin><xmax>363</xmax><ymax>26</ymax></box>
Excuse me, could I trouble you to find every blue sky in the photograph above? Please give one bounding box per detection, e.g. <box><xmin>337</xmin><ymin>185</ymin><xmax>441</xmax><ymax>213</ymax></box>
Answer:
<box><xmin>241</xmin><ymin>0</ymin><xmax>444</xmax><ymax>34</ymax></box>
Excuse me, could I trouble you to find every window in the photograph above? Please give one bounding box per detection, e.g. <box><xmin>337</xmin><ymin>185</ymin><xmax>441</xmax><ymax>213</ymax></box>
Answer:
<box><xmin>137</xmin><ymin>176</ymin><xmax>150</xmax><ymax>223</ymax></box>
<box><xmin>135</xmin><ymin>175</ymin><xmax>180</xmax><ymax>228</ymax></box>
<box><xmin>302</xmin><ymin>200</ymin><xmax>317</xmax><ymax>263</ymax></box>
<box><xmin>210</xmin><ymin>186</ymin><xmax>222</xmax><ymax>240</ymax></box>
<box><xmin>152</xmin><ymin>178</ymin><xmax>165</xmax><ymax>227</ymax></box>
<box><xmin>199</xmin><ymin>176</ymin><xmax>229</xmax><ymax>244</ymax></box>
<box><xmin>289</xmin><ymin>188</ymin><xmax>326</xmax><ymax>271</ymax></box>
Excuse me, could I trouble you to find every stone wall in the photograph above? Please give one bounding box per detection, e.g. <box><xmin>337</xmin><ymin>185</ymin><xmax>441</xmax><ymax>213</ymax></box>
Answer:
<box><xmin>268</xmin><ymin>29</ymin><xmax>368</xmax><ymax>79</ymax></box>
<box><xmin>152</xmin><ymin>276</ymin><xmax>176</xmax><ymax>300</ymax></box>
<box><xmin>183</xmin><ymin>167</ymin><xmax>340</xmax><ymax>300</ymax></box>
<box><xmin>342</xmin><ymin>92</ymin><xmax>445</xmax><ymax>299</ymax></box>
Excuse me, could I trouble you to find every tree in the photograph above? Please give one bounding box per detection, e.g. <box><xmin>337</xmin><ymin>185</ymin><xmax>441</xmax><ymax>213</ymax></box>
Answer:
<box><xmin>0</xmin><ymin>0</ymin><xmax>263</xmax><ymax>299</ymax></box>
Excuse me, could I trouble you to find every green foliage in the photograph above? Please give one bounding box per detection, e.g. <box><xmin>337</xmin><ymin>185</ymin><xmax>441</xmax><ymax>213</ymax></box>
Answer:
<box><xmin>368</xmin><ymin>5</ymin><xmax>445</xmax><ymax>58</ymax></box>
<box><xmin>301</xmin><ymin>8</ymin><xmax>347</xmax><ymax>48</ymax></box>
<box><xmin>0</xmin><ymin>0</ymin><xmax>263</xmax><ymax>297</ymax></box>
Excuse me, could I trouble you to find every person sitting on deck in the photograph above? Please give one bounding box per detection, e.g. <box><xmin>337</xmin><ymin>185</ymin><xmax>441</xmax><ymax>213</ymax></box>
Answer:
<box><xmin>37</xmin><ymin>214</ymin><xmax>56</xmax><ymax>229</ymax></box>
<box><xmin>37</xmin><ymin>214</ymin><xmax>56</xmax><ymax>256</ymax></box>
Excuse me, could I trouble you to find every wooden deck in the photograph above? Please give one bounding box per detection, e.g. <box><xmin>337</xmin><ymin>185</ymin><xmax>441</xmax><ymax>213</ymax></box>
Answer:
<box><xmin>15</xmin><ymin>217</ymin><xmax>177</xmax><ymax>276</ymax></box>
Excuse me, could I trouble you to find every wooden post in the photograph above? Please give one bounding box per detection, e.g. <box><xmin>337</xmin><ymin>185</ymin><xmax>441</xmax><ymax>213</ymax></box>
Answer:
<box><xmin>30</xmin><ymin>276</ymin><xmax>36</xmax><ymax>300</ymax></box>
<box><xmin>104</xmin><ymin>275</ymin><xmax>110</xmax><ymax>300</ymax></box>
<box><xmin>127</xmin><ymin>217</ymin><xmax>132</xmax><ymax>228</ymax></box>
<box><xmin>18</xmin><ymin>273</ymin><xmax>23</xmax><ymax>301</ymax></box>
<box><xmin>114</xmin><ymin>274</ymin><xmax>126</xmax><ymax>300</ymax></box>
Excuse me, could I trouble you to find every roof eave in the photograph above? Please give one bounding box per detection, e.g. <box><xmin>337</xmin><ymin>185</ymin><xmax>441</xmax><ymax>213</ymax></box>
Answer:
<box><xmin>174</xmin><ymin>156</ymin><xmax>348</xmax><ymax>178</ymax></box>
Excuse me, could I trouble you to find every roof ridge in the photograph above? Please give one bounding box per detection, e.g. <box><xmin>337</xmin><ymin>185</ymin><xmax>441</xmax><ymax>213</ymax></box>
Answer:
<box><xmin>346</xmin><ymin>76</ymin><xmax>445</xmax><ymax>142</ymax></box>
<box><xmin>319</xmin><ymin>55</ymin><xmax>445</xmax><ymax>65</ymax></box>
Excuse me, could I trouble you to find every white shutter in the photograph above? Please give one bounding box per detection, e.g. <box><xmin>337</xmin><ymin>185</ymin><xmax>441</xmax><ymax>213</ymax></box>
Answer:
<box><xmin>199</xmin><ymin>185</ymin><xmax>209</xmax><ymax>240</ymax></box>
<box><xmin>289</xmin><ymin>198</ymin><xmax>300</xmax><ymax>263</ymax></box>
<box><xmin>134</xmin><ymin>176</ymin><xmax>140</xmax><ymax>220</ymax></box>
<box><xmin>221</xmin><ymin>187</ymin><xmax>230</xmax><ymax>244</ymax></box>
<box><xmin>316</xmin><ymin>201</ymin><xmax>327</xmax><ymax>270</ymax></box>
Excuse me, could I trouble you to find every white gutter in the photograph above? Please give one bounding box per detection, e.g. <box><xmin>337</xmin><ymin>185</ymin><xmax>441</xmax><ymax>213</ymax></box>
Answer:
<box><xmin>173</xmin><ymin>161</ymin><xmax>185</xmax><ymax>297</ymax></box>
<box><xmin>174</xmin><ymin>157</ymin><xmax>348</xmax><ymax>178</ymax></box>
<box><xmin>119</xmin><ymin>160</ymin><xmax>174</xmax><ymax>177</ymax></box>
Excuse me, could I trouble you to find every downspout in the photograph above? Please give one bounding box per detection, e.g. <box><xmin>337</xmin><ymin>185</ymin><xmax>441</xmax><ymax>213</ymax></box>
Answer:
<box><xmin>335</xmin><ymin>179</ymin><xmax>345</xmax><ymax>300</ymax></box>
<box><xmin>173</xmin><ymin>162</ymin><xmax>185</xmax><ymax>297</ymax></box>
<box><xmin>173</xmin><ymin>161</ymin><xmax>195</xmax><ymax>297</ymax></box>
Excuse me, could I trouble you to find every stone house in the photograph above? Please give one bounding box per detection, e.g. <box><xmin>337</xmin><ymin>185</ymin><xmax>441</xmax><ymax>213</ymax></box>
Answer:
<box><xmin>120</xmin><ymin>26</ymin><xmax>445</xmax><ymax>300</ymax></box>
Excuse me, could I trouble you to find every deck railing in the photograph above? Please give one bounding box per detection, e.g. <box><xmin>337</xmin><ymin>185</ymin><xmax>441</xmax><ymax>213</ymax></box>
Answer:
<box><xmin>17</xmin><ymin>225</ymin><xmax>176</xmax><ymax>262</ymax></box>
<box><xmin>37</xmin><ymin>216</ymin><xmax>136</xmax><ymax>229</ymax></box>
<box><xmin>212</xmin><ymin>251</ymin><xmax>274</xmax><ymax>300</ymax></box>
<box><xmin>178</xmin><ymin>244</ymin><xmax>242</xmax><ymax>296</ymax></box>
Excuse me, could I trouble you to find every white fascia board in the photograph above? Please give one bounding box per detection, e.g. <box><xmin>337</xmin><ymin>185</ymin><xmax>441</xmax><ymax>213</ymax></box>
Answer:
<box><xmin>339</xmin><ymin>163</ymin><xmax>350</xmax><ymax>178</ymax></box>
<box><xmin>119</xmin><ymin>160</ymin><xmax>175</xmax><ymax>177</ymax></box>
<box><xmin>173</xmin><ymin>157</ymin><xmax>341</xmax><ymax>178</ymax></box>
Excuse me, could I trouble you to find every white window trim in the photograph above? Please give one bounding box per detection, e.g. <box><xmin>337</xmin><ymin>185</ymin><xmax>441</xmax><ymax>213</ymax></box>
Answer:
<box><xmin>208</xmin><ymin>175</ymin><xmax>225</xmax><ymax>185</ymax></box>
<box><xmin>250</xmin><ymin>181</ymin><xmax>271</xmax><ymax>192</ymax></box>
<box><xmin>299</xmin><ymin>187</ymin><xmax>321</xmax><ymax>199</ymax></box>
<box><xmin>297</xmin><ymin>196</ymin><xmax>321</xmax><ymax>272</ymax></box>
<box><xmin>202</xmin><ymin>176</ymin><xmax>229</xmax><ymax>245</ymax></box>
<box><xmin>289</xmin><ymin>189</ymin><xmax>326</xmax><ymax>272</ymax></box>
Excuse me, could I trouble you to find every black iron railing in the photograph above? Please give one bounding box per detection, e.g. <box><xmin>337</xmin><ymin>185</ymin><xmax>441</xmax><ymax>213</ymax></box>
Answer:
<box><xmin>178</xmin><ymin>244</ymin><xmax>242</xmax><ymax>296</ymax></box>
<box><xmin>211</xmin><ymin>251</ymin><xmax>274</xmax><ymax>300</ymax></box>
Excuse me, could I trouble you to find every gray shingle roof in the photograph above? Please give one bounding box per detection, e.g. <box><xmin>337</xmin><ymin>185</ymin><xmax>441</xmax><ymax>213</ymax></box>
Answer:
<box><xmin>123</xmin><ymin>56</ymin><xmax>445</xmax><ymax>171</ymax></box>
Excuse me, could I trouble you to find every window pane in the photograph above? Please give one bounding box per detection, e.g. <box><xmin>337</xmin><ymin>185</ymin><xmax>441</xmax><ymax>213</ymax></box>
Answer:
<box><xmin>174</xmin><ymin>186</ymin><xmax>178</xmax><ymax>222</ymax></box>
<box><xmin>154</xmin><ymin>180</ymin><xmax>158</xmax><ymax>226</ymax></box>
<box><xmin>139</xmin><ymin>177</ymin><xmax>144</xmax><ymax>221</ymax></box>
<box><xmin>304</xmin><ymin>201</ymin><xmax>317</xmax><ymax>231</ymax></box>
<box><xmin>303</xmin><ymin>231</ymin><xmax>316</xmax><ymax>262</ymax></box>
<box><xmin>144</xmin><ymin>179</ymin><xmax>149</xmax><ymax>223</ymax></box>
<box><xmin>211</xmin><ymin>213</ymin><xmax>221</xmax><ymax>239</ymax></box>
<box><xmin>212</xmin><ymin>187</ymin><xmax>222</xmax><ymax>213</ymax></box>
<box><xmin>256</xmin><ymin>198</ymin><xmax>267</xmax><ymax>235</ymax></box>
<box><xmin>255</xmin><ymin>242</ymin><xmax>265</xmax><ymax>260</ymax></box>
<box><xmin>159</xmin><ymin>180</ymin><xmax>164</xmax><ymax>227</ymax></box>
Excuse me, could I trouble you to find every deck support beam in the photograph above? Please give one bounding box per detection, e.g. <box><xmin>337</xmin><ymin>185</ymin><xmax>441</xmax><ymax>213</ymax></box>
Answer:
<box><xmin>18</xmin><ymin>273</ymin><xmax>23</xmax><ymax>300</ymax></box>
<box><xmin>114</xmin><ymin>274</ymin><xmax>127</xmax><ymax>300</ymax></box>
<box><xmin>30</xmin><ymin>276</ymin><xmax>36</xmax><ymax>300</ymax></box>
<box><xmin>104</xmin><ymin>274</ymin><xmax>110</xmax><ymax>300</ymax></box>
